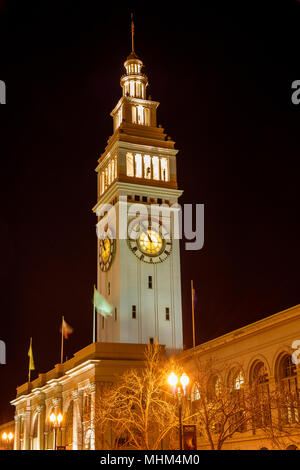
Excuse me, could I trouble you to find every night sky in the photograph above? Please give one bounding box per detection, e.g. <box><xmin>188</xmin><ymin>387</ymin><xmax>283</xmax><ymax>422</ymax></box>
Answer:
<box><xmin>0</xmin><ymin>2</ymin><xmax>299</xmax><ymax>423</ymax></box>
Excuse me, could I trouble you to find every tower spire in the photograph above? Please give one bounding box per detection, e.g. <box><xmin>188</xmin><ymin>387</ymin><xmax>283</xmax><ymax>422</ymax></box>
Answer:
<box><xmin>131</xmin><ymin>13</ymin><xmax>135</xmax><ymax>53</ymax></box>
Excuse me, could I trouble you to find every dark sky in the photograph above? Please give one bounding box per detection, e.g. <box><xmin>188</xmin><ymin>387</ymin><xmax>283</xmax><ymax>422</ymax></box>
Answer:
<box><xmin>0</xmin><ymin>2</ymin><xmax>299</xmax><ymax>423</ymax></box>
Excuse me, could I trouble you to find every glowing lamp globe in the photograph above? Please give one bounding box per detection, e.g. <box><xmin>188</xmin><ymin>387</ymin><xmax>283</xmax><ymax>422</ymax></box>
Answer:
<box><xmin>168</xmin><ymin>372</ymin><xmax>178</xmax><ymax>387</ymax></box>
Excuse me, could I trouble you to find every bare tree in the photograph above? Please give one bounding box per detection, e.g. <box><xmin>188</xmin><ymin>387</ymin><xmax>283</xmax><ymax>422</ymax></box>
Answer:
<box><xmin>190</xmin><ymin>358</ymin><xmax>259</xmax><ymax>450</ymax></box>
<box><xmin>93</xmin><ymin>344</ymin><xmax>190</xmax><ymax>450</ymax></box>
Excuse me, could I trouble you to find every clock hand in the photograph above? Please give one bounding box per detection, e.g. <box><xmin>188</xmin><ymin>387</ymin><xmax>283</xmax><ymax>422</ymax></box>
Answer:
<box><xmin>140</xmin><ymin>222</ymin><xmax>152</xmax><ymax>243</ymax></box>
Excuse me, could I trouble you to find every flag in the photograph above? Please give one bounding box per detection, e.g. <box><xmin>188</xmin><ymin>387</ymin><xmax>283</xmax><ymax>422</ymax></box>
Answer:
<box><xmin>93</xmin><ymin>287</ymin><xmax>113</xmax><ymax>317</ymax></box>
<box><xmin>28</xmin><ymin>337</ymin><xmax>35</xmax><ymax>371</ymax></box>
<box><xmin>61</xmin><ymin>319</ymin><xmax>73</xmax><ymax>339</ymax></box>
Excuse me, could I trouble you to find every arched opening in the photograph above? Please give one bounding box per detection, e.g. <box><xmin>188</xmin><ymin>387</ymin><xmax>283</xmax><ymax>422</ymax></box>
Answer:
<box><xmin>31</xmin><ymin>414</ymin><xmax>38</xmax><ymax>450</ymax></box>
<box><xmin>250</xmin><ymin>361</ymin><xmax>271</xmax><ymax>429</ymax></box>
<box><xmin>277</xmin><ymin>354</ymin><xmax>299</xmax><ymax>425</ymax></box>
<box><xmin>65</xmin><ymin>401</ymin><xmax>74</xmax><ymax>450</ymax></box>
<box><xmin>227</xmin><ymin>368</ymin><xmax>246</xmax><ymax>433</ymax></box>
<box><xmin>191</xmin><ymin>382</ymin><xmax>200</xmax><ymax>402</ymax></box>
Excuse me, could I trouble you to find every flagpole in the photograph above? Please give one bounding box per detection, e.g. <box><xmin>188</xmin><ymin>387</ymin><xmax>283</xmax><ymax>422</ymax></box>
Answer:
<box><xmin>191</xmin><ymin>280</ymin><xmax>196</xmax><ymax>349</ymax></box>
<box><xmin>93</xmin><ymin>286</ymin><xmax>96</xmax><ymax>343</ymax></box>
<box><xmin>28</xmin><ymin>337</ymin><xmax>32</xmax><ymax>383</ymax></box>
<box><xmin>61</xmin><ymin>315</ymin><xmax>64</xmax><ymax>364</ymax></box>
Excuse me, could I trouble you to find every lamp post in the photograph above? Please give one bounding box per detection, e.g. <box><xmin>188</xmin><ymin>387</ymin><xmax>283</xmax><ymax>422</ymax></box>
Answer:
<box><xmin>49</xmin><ymin>412</ymin><xmax>63</xmax><ymax>450</ymax></box>
<box><xmin>1</xmin><ymin>432</ymin><xmax>13</xmax><ymax>450</ymax></box>
<box><xmin>168</xmin><ymin>372</ymin><xmax>189</xmax><ymax>450</ymax></box>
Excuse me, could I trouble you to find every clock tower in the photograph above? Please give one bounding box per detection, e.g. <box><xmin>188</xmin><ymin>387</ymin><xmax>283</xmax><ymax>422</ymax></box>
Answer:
<box><xmin>93</xmin><ymin>37</ymin><xmax>183</xmax><ymax>355</ymax></box>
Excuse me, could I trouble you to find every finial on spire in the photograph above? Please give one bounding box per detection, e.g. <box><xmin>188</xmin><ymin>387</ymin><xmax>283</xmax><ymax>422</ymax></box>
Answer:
<box><xmin>131</xmin><ymin>12</ymin><xmax>135</xmax><ymax>53</ymax></box>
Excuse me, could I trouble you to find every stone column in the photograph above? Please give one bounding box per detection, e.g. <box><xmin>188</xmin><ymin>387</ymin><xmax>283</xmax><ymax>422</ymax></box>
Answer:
<box><xmin>23</xmin><ymin>407</ymin><xmax>31</xmax><ymax>450</ymax></box>
<box><xmin>90</xmin><ymin>382</ymin><xmax>96</xmax><ymax>450</ymax></box>
<box><xmin>37</xmin><ymin>405</ymin><xmax>45</xmax><ymax>450</ymax></box>
<box><xmin>72</xmin><ymin>390</ymin><xmax>82</xmax><ymax>450</ymax></box>
<box><xmin>14</xmin><ymin>415</ymin><xmax>20</xmax><ymax>450</ymax></box>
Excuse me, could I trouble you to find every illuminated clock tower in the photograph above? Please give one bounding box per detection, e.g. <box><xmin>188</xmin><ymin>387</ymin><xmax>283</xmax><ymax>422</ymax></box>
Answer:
<box><xmin>93</xmin><ymin>33</ymin><xmax>183</xmax><ymax>354</ymax></box>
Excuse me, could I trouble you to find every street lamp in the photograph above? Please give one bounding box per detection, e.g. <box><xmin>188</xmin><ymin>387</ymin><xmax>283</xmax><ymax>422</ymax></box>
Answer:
<box><xmin>168</xmin><ymin>372</ymin><xmax>189</xmax><ymax>450</ymax></box>
<box><xmin>49</xmin><ymin>412</ymin><xmax>63</xmax><ymax>450</ymax></box>
<box><xmin>1</xmin><ymin>431</ymin><xmax>13</xmax><ymax>450</ymax></box>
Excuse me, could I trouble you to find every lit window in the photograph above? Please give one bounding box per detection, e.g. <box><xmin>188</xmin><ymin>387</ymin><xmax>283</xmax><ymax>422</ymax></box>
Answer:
<box><xmin>100</xmin><ymin>171</ymin><xmax>105</xmax><ymax>194</ymax></box>
<box><xmin>126</xmin><ymin>153</ymin><xmax>134</xmax><ymax>177</ymax></box>
<box><xmin>161</xmin><ymin>158</ymin><xmax>169</xmax><ymax>181</ymax></box>
<box><xmin>111</xmin><ymin>159</ymin><xmax>115</xmax><ymax>182</ymax></box>
<box><xmin>108</xmin><ymin>162</ymin><xmax>111</xmax><ymax>185</ymax></box>
<box><xmin>191</xmin><ymin>383</ymin><xmax>201</xmax><ymax>402</ymax></box>
<box><xmin>137</xmin><ymin>105</ymin><xmax>144</xmax><ymax>124</ymax></box>
<box><xmin>144</xmin><ymin>155</ymin><xmax>151</xmax><ymax>179</ymax></box>
<box><xmin>135</xmin><ymin>154</ymin><xmax>142</xmax><ymax>178</ymax></box>
<box><xmin>130</xmin><ymin>81</ymin><xmax>135</xmax><ymax>96</ymax></box>
<box><xmin>144</xmin><ymin>107</ymin><xmax>150</xmax><ymax>125</ymax></box>
<box><xmin>114</xmin><ymin>156</ymin><xmax>117</xmax><ymax>179</ymax></box>
<box><xmin>105</xmin><ymin>167</ymin><xmax>108</xmax><ymax>189</ymax></box>
<box><xmin>117</xmin><ymin>108</ymin><xmax>122</xmax><ymax>128</ymax></box>
<box><xmin>152</xmin><ymin>156</ymin><xmax>159</xmax><ymax>180</ymax></box>
<box><xmin>234</xmin><ymin>371</ymin><xmax>244</xmax><ymax>390</ymax></box>
<box><xmin>132</xmin><ymin>105</ymin><xmax>137</xmax><ymax>124</ymax></box>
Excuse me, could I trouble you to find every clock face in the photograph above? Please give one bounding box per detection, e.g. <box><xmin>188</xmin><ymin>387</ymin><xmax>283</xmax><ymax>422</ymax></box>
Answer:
<box><xmin>99</xmin><ymin>228</ymin><xmax>115</xmax><ymax>271</ymax></box>
<box><xmin>128</xmin><ymin>217</ymin><xmax>172</xmax><ymax>264</ymax></box>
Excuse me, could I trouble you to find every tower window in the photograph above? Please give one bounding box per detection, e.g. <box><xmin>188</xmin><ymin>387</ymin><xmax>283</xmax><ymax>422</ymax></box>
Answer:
<box><xmin>148</xmin><ymin>276</ymin><xmax>153</xmax><ymax>289</ymax></box>
<box><xmin>137</xmin><ymin>105</ymin><xmax>144</xmax><ymax>124</ymax></box>
<box><xmin>101</xmin><ymin>316</ymin><xmax>105</xmax><ymax>329</ymax></box>
<box><xmin>149</xmin><ymin>337</ymin><xmax>154</xmax><ymax>345</ymax></box>
<box><xmin>132</xmin><ymin>305</ymin><xmax>136</xmax><ymax>319</ymax></box>
<box><xmin>144</xmin><ymin>155</ymin><xmax>151</xmax><ymax>179</ymax></box>
<box><xmin>108</xmin><ymin>282</ymin><xmax>110</xmax><ymax>295</ymax></box>
<box><xmin>142</xmin><ymin>196</ymin><xmax>147</xmax><ymax>203</ymax></box>
<box><xmin>114</xmin><ymin>307</ymin><xmax>117</xmax><ymax>321</ymax></box>
<box><xmin>135</xmin><ymin>154</ymin><xmax>142</xmax><ymax>178</ymax></box>
<box><xmin>135</xmin><ymin>195</ymin><xmax>140</xmax><ymax>201</ymax></box>
<box><xmin>157</xmin><ymin>198</ymin><xmax>162</xmax><ymax>205</ymax></box>
<box><xmin>161</xmin><ymin>158</ymin><xmax>169</xmax><ymax>181</ymax></box>
<box><xmin>166</xmin><ymin>308</ymin><xmax>170</xmax><ymax>321</ymax></box>
<box><xmin>126</xmin><ymin>153</ymin><xmax>134</xmax><ymax>177</ymax></box>
<box><xmin>152</xmin><ymin>156</ymin><xmax>159</xmax><ymax>180</ymax></box>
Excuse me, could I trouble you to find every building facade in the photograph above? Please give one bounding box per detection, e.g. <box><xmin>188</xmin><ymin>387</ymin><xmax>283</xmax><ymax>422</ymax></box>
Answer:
<box><xmin>8</xmin><ymin>37</ymin><xmax>300</xmax><ymax>451</ymax></box>
<box><xmin>182</xmin><ymin>304</ymin><xmax>300</xmax><ymax>450</ymax></box>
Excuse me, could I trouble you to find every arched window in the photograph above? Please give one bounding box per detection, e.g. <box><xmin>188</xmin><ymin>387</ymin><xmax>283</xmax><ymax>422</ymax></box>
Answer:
<box><xmin>228</xmin><ymin>368</ymin><xmax>246</xmax><ymax>433</ymax></box>
<box><xmin>132</xmin><ymin>105</ymin><xmax>137</xmax><ymax>123</ymax></box>
<box><xmin>65</xmin><ymin>401</ymin><xmax>74</xmax><ymax>450</ymax></box>
<box><xmin>31</xmin><ymin>414</ymin><xmax>38</xmax><ymax>450</ymax></box>
<box><xmin>126</xmin><ymin>153</ymin><xmax>134</xmax><ymax>177</ymax></box>
<box><xmin>144</xmin><ymin>107</ymin><xmax>150</xmax><ymax>125</ymax></box>
<box><xmin>144</xmin><ymin>155</ymin><xmax>151</xmax><ymax>179</ymax></box>
<box><xmin>160</xmin><ymin>158</ymin><xmax>169</xmax><ymax>181</ymax></box>
<box><xmin>137</xmin><ymin>105</ymin><xmax>144</xmax><ymax>124</ymax></box>
<box><xmin>278</xmin><ymin>354</ymin><xmax>299</xmax><ymax>425</ymax></box>
<box><xmin>250</xmin><ymin>361</ymin><xmax>271</xmax><ymax>429</ymax></box>
<box><xmin>135</xmin><ymin>154</ymin><xmax>142</xmax><ymax>178</ymax></box>
<box><xmin>191</xmin><ymin>383</ymin><xmax>200</xmax><ymax>402</ymax></box>
<box><xmin>152</xmin><ymin>156</ymin><xmax>160</xmax><ymax>180</ymax></box>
